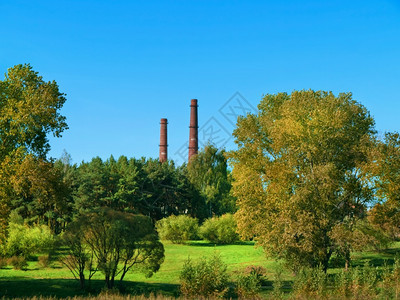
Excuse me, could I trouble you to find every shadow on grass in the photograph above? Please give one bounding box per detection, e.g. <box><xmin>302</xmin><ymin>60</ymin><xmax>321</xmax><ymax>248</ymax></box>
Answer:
<box><xmin>185</xmin><ymin>241</ymin><xmax>255</xmax><ymax>247</ymax></box>
<box><xmin>0</xmin><ymin>278</ymin><xmax>179</xmax><ymax>298</ymax></box>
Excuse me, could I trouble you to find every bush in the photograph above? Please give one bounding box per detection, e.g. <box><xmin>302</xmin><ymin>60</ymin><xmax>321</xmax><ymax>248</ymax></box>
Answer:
<box><xmin>244</xmin><ymin>265</ymin><xmax>267</xmax><ymax>280</ymax></box>
<box><xmin>38</xmin><ymin>254</ymin><xmax>51</xmax><ymax>268</ymax></box>
<box><xmin>272</xmin><ymin>265</ymin><xmax>284</xmax><ymax>299</ymax></box>
<box><xmin>0</xmin><ymin>257</ymin><xmax>7</xmax><ymax>269</ymax></box>
<box><xmin>180</xmin><ymin>252</ymin><xmax>229</xmax><ymax>298</ymax></box>
<box><xmin>235</xmin><ymin>272</ymin><xmax>262</xmax><ymax>299</ymax></box>
<box><xmin>5</xmin><ymin>223</ymin><xmax>55</xmax><ymax>258</ymax></box>
<box><xmin>199</xmin><ymin>213</ymin><xmax>239</xmax><ymax>244</ymax></box>
<box><xmin>156</xmin><ymin>215</ymin><xmax>199</xmax><ymax>244</ymax></box>
<box><xmin>292</xmin><ymin>266</ymin><xmax>327</xmax><ymax>298</ymax></box>
<box><xmin>8</xmin><ymin>256</ymin><xmax>28</xmax><ymax>270</ymax></box>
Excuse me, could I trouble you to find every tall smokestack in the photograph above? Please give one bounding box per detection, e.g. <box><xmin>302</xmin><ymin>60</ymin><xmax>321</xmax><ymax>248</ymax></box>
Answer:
<box><xmin>159</xmin><ymin>118</ymin><xmax>168</xmax><ymax>163</ymax></box>
<box><xmin>188</xmin><ymin>99</ymin><xmax>198</xmax><ymax>162</ymax></box>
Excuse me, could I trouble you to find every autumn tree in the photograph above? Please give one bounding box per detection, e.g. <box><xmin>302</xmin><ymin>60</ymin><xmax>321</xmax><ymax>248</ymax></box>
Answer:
<box><xmin>368</xmin><ymin>132</ymin><xmax>400</xmax><ymax>239</ymax></box>
<box><xmin>9</xmin><ymin>155</ymin><xmax>72</xmax><ymax>232</ymax></box>
<box><xmin>229</xmin><ymin>90</ymin><xmax>376</xmax><ymax>271</ymax></box>
<box><xmin>0</xmin><ymin>64</ymin><xmax>68</xmax><ymax>241</ymax></box>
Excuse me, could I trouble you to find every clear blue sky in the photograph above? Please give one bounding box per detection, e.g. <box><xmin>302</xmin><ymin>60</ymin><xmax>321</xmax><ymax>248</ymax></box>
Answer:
<box><xmin>1</xmin><ymin>0</ymin><xmax>399</xmax><ymax>164</ymax></box>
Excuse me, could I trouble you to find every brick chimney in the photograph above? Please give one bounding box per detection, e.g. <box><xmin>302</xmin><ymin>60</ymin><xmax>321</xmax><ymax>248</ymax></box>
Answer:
<box><xmin>188</xmin><ymin>99</ymin><xmax>198</xmax><ymax>161</ymax></box>
<box><xmin>159</xmin><ymin>118</ymin><xmax>168</xmax><ymax>163</ymax></box>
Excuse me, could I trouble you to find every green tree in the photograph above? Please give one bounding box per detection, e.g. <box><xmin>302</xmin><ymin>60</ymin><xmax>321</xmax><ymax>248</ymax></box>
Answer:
<box><xmin>67</xmin><ymin>208</ymin><xmax>164</xmax><ymax>289</ymax></box>
<box><xmin>73</xmin><ymin>156</ymin><xmax>203</xmax><ymax>220</ymax></box>
<box><xmin>229</xmin><ymin>90</ymin><xmax>376</xmax><ymax>271</ymax></box>
<box><xmin>187</xmin><ymin>145</ymin><xmax>234</xmax><ymax>217</ymax></box>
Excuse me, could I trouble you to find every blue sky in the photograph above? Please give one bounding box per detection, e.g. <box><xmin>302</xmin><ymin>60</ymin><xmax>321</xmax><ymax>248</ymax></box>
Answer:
<box><xmin>1</xmin><ymin>0</ymin><xmax>399</xmax><ymax>164</ymax></box>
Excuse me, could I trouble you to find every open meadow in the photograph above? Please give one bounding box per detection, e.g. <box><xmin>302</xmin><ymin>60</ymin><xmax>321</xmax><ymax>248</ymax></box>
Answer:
<box><xmin>1</xmin><ymin>240</ymin><xmax>400</xmax><ymax>299</ymax></box>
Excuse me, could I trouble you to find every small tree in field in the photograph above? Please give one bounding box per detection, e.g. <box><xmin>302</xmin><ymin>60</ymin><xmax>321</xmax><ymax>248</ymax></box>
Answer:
<box><xmin>61</xmin><ymin>221</ymin><xmax>96</xmax><ymax>289</ymax></box>
<box><xmin>64</xmin><ymin>208</ymin><xmax>164</xmax><ymax>289</ymax></box>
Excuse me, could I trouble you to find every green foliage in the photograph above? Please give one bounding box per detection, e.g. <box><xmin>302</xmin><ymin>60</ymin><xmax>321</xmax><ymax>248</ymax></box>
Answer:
<box><xmin>65</xmin><ymin>208</ymin><xmax>164</xmax><ymax>289</ymax></box>
<box><xmin>8</xmin><ymin>255</ymin><xmax>28</xmax><ymax>270</ymax></box>
<box><xmin>5</xmin><ymin>222</ymin><xmax>55</xmax><ymax>258</ymax></box>
<box><xmin>156</xmin><ymin>215</ymin><xmax>199</xmax><ymax>244</ymax></box>
<box><xmin>180</xmin><ymin>252</ymin><xmax>229</xmax><ymax>298</ymax></box>
<box><xmin>187</xmin><ymin>144</ymin><xmax>235</xmax><ymax>217</ymax></box>
<box><xmin>199</xmin><ymin>213</ymin><xmax>239</xmax><ymax>244</ymax></box>
<box><xmin>229</xmin><ymin>90</ymin><xmax>377</xmax><ymax>271</ymax></box>
<box><xmin>74</xmin><ymin>156</ymin><xmax>205</xmax><ymax>221</ymax></box>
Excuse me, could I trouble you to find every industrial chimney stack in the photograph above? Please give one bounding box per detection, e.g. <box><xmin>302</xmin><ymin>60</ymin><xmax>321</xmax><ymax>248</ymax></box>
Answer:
<box><xmin>159</xmin><ymin>118</ymin><xmax>168</xmax><ymax>163</ymax></box>
<box><xmin>188</xmin><ymin>99</ymin><xmax>198</xmax><ymax>162</ymax></box>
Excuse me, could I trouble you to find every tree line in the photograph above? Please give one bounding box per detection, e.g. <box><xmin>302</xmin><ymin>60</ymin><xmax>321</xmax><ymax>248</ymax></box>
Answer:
<box><xmin>0</xmin><ymin>64</ymin><xmax>235</xmax><ymax>289</ymax></box>
<box><xmin>1</xmin><ymin>64</ymin><xmax>400</xmax><ymax>288</ymax></box>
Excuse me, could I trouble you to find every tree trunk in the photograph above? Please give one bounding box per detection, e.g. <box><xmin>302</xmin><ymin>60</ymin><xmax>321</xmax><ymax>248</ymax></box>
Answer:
<box><xmin>79</xmin><ymin>272</ymin><xmax>85</xmax><ymax>290</ymax></box>
<box><xmin>105</xmin><ymin>274</ymin><xmax>110</xmax><ymax>289</ymax></box>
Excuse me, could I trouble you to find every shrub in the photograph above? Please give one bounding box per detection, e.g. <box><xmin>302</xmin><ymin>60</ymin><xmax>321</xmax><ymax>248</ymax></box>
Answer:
<box><xmin>235</xmin><ymin>272</ymin><xmax>262</xmax><ymax>299</ymax></box>
<box><xmin>292</xmin><ymin>265</ymin><xmax>327</xmax><ymax>298</ymax></box>
<box><xmin>38</xmin><ymin>254</ymin><xmax>51</xmax><ymax>268</ymax></box>
<box><xmin>333</xmin><ymin>268</ymin><xmax>351</xmax><ymax>297</ymax></box>
<box><xmin>0</xmin><ymin>257</ymin><xmax>7</xmax><ymax>269</ymax></box>
<box><xmin>5</xmin><ymin>223</ymin><xmax>55</xmax><ymax>258</ymax></box>
<box><xmin>244</xmin><ymin>265</ymin><xmax>267</xmax><ymax>280</ymax></box>
<box><xmin>272</xmin><ymin>265</ymin><xmax>284</xmax><ymax>299</ymax></box>
<box><xmin>180</xmin><ymin>252</ymin><xmax>229</xmax><ymax>298</ymax></box>
<box><xmin>8</xmin><ymin>256</ymin><xmax>28</xmax><ymax>270</ymax></box>
<box><xmin>156</xmin><ymin>215</ymin><xmax>199</xmax><ymax>244</ymax></box>
<box><xmin>199</xmin><ymin>213</ymin><xmax>239</xmax><ymax>244</ymax></box>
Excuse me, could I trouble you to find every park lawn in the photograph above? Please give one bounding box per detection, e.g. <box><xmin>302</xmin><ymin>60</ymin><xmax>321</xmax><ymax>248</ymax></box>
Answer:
<box><xmin>1</xmin><ymin>240</ymin><xmax>399</xmax><ymax>298</ymax></box>
<box><xmin>0</xmin><ymin>240</ymin><xmax>276</xmax><ymax>298</ymax></box>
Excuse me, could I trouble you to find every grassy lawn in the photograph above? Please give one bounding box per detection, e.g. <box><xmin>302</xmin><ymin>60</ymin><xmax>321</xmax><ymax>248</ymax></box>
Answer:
<box><xmin>0</xmin><ymin>241</ymin><xmax>272</xmax><ymax>298</ymax></box>
<box><xmin>1</xmin><ymin>241</ymin><xmax>400</xmax><ymax>298</ymax></box>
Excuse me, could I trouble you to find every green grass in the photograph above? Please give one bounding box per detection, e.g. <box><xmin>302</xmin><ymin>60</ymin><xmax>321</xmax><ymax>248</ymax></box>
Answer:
<box><xmin>1</xmin><ymin>241</ymin><xmax>400</xmax><ymax>298</ymax></box>
<box><xmin>0</xmin><ymin>241</ymin><xmax>272</xmax><ymax>298</ymax></box>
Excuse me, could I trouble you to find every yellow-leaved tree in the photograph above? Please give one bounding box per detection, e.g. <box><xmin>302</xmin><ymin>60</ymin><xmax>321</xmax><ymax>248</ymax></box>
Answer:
<box><xmin>229</xmin><ymin>90</ymin><xmax>377</xmax><ymax>271</ymax></box>
<box><xmin>0</xmin><ymin>64</ymin><xmax>68</xmax><ymax>242</ymax></box>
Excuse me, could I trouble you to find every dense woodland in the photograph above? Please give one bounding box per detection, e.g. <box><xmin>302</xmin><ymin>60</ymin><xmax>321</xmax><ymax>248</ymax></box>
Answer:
<box><xmin>1</xmin><ymin>64</ymin><xmax>400</xmax><ymax>298</ymax></box>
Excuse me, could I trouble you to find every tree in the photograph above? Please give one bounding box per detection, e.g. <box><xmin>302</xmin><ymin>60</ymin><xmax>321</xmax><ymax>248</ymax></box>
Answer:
<box><xmin>368</xmin><ymin>132</ymin><xmax>400</xmax><ymax>239</ymax></box>
<box><xmin>0</xmin><ymin>64</ymin><xmax>68</xmax><ymax>241</ymax></box>
<box><xmin>73</xmin><ymin>156</ymin><xmax>202</xmax><ymax>220</ymax></box>
<box><xmin>0</xmin><ymin>64</ymin><xmax>67</xmax><ymax>160</ymax></box>
<box><xmin>229</xmin><ymin>90</ymin><xmax>376</xmax><ymax>271</ymax></box>
<box><xmin>66</xmin><ymin>208</ymin><xmax>164</xmax><ymax>289</ymax></box>
<box><xmin>187</xmin><ymin>145</ymin><xmax>234</xmax><ymax>217</ymax></box>
<box><xmin>61</xmin><ymin>220</ymin><xmax>97</xmax><ymax>290</ymax></box>
<box><xmin>9</xmin><ymin>155</ymin><xmax>71</xmax><ymax>232</ymax></box>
